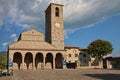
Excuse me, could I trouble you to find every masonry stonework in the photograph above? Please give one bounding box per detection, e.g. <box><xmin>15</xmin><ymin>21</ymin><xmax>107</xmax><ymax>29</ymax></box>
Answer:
<box><xmin>8</xmin><ymin>3</ymin><xmax>65</xmax><ymax>70</ymax></box>
<box><xmin>8</xmin><ymin>3</ymin><xmax>92</xmax><ymax>70</ymax></box>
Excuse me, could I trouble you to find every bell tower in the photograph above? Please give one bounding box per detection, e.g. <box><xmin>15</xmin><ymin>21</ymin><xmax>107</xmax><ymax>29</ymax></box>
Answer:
<box><xmin>45</xmin><ymin>3</ymin><xmax>64</xmax><ymax>50</ymax></box>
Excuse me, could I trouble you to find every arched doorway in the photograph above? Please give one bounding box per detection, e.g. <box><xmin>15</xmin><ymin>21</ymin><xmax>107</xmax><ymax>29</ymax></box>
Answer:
<box><xmin>24</xmin><ymin>52</ymin><xmax>33</xmax><ymax>69</ymax></box>
<box><xmin>45</xmin><ymin>53</ymin><xmax>53</xmax><ymax>69</ymax></box>
<box><xmin>35</xmin><ymin>53</ymin><xmax>43</xmax><ymax>69</ymax></box>
<box><xmin>13</xmin><ymin>52</ymin><xmax>22</xmax><ymax>70</ymax></box>
<box><xmin>55</xmin><ymin>53</ymin><xmax>63</xmax><ymax>69</ymax></box>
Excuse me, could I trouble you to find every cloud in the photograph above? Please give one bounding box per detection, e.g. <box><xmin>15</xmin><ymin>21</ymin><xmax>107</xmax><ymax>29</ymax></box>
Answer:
<box><xmin>32</xmin><ymin>0</ymin><xmax>44</xmax><ymax>9</ymax></box>
<box><xmin>0</xmin><ymin>0</ymin><xmax>120</xmax><ymax>35</ymax></box>
<box><xmin>2</xmin><ymin>42</ymin><xmax>8</xmax><ymax>47</ymax></box>
<box><xmin>10</xmin><ymin>34</ymin><xmax>16</xmax><ymax>38</ymax></box>
<box><xmin>2</xmin><ymin>33</ymin><xmax>17</xmax><ymax>48</ymax></box>
<box><xmin>64</xmin><ymin>0</ymin><xmax>120</xmax><ymax>29</ymax></box>
<box><xmin>10</xmin><ymin>34</ymin><xmax>17</xmax><ymax>41</ymax></box>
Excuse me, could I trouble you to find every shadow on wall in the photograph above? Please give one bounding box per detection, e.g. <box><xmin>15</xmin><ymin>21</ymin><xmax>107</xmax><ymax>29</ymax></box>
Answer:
<box><xmin>84</xmin><ymin>74</ymin><xmax>120</xmax><ymax>80</ymax></box>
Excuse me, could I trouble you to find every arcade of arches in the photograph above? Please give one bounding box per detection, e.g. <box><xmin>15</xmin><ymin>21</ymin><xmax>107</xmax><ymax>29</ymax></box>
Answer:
<box><xmin>11</xmin><ymin>51</ymin><xmax>64</xmax><ymax>70</ymax></box>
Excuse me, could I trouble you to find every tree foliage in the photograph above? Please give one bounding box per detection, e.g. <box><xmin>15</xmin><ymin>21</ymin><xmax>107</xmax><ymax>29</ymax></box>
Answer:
<box><xmin>0</xmin><ymin>57</ymin><xmax>6</xmax><ymax>69</ymax></box>
<box><xmin>0</xmin><ymin>51</ymin><xmax>7</xmax><ymax>69</ymax></box>
<box><xmin>87</xmin><ymin>39</ymin><xmax>113</xmax><ymax>59</ymax></box>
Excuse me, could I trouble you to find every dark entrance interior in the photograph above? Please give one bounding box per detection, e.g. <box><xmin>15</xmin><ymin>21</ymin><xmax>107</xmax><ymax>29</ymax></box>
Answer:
<box><xmin>45</xmin><ymin>53</ymin><xmax>53</xmax><ymax>69</ymax></box>
<box><xmin>35</xmin><ymin>53</ymin><xmax>43</xmax><ymax>69</ymax></box>
<box><xmin>55</xmin><ymin>53</ymin><xmax>63</xmax><ymax>69</ymax></box>
<box><xmin>66</xmin><ymin>63</ymin><xmax>77</xmax><ymax>69</ymax></box>
<box><xmin>103</xmin><ymin>59</ymin><xmax>107</xmax><ymax>69</ymax></box>
<box><xmin>13</xmin><ymin>52</ymin><xmax>22</xmax><ymax>69</ymax></box>
<box><xmin>24</xmin><ymin>52</ymin><xmax>33</xmax><ymax>69</ymax></box>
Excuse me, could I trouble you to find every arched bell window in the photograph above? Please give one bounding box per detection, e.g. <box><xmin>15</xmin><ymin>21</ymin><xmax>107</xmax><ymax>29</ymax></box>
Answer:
<box><xmin>55</xmin><ymin>7</ymin><xmax>59</xmax><ymax>17</ymax></box>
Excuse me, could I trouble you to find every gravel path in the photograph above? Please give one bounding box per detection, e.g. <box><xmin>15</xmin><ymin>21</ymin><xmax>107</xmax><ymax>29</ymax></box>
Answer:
<box><xmin>0</xmin><ymin>69</ymin><xmax>120</xmax><ymax>80</ymax></box>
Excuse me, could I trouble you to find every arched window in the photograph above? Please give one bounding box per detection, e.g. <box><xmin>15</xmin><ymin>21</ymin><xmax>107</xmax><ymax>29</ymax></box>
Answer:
<box><xmin>55</xmin><ymin>7</ymin><xmax>59</xmax><ymax>17</ymax></box>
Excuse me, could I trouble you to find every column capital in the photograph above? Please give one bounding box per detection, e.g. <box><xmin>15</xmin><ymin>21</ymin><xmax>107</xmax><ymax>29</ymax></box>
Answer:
<box><xmin>44</xmin><ymin>55</ymin><xmax>46</xmax><ymax>58</ymax></box>
<box><xmin>22</xmin><ymin>55</ymin><xmax>25</xmax><ymax>58</ymax></box>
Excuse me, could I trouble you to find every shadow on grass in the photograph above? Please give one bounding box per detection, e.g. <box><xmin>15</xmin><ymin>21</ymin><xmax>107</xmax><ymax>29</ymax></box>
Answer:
<box><xmin>84</xmin><ymin>74</ymin><xmax>120</xmax><ymax>80</ymax></box>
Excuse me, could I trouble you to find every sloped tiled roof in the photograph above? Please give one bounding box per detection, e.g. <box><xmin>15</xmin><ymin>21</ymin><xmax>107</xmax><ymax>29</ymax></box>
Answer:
<box><xmin>64</xmin><ymin>46</ymin><xmax>80</xmax><ymax>49</ymax></box>
<box><xmin>9</xmin><ymin>41</ymin><xmax>57</xmax><ymax>50</ymax></box>
<box><xmin>65</xmin><ymin>46</ymin><xmax>87</xmax><ymax>51</ymax></box>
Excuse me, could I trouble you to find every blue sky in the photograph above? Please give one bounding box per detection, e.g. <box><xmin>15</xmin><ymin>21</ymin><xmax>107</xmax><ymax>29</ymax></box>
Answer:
<box><xmin>0</xmin><ymin>0</ymin><xmax>120</xmax><ymax>56</ymax></box>
<box><xmin>65</xmin><ymin>15</ymin><xmax>120</xmax><ymax>56</ymax></box>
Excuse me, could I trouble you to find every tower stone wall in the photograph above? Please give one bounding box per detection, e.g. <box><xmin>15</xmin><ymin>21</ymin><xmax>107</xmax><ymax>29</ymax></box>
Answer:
<box><xmin>45</xmin><ymin>3</ymin><xmax>64</xmax><ymax>50</ymax></box>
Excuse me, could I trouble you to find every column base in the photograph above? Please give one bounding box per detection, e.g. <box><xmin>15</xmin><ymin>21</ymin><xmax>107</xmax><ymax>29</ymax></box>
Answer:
<box><xmin>63</xmin><ymin>66</ymin><xmax>67</xmax><ymax>69</ymax></box>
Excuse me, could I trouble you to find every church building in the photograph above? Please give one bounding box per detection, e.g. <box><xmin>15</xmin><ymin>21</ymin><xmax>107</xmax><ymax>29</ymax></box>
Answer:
<box><xmin>8</xmin><ymin>3</ymin><xmax>66</xmax><ymax>70</ymax></box>
<box><xmin>8</xmin><ymin>3</ymin><xmax>90</xmax><ymax>70</ymax></box>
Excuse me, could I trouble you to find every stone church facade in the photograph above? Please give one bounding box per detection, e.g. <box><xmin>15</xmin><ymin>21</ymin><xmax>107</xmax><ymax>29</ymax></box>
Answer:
<box><xmin>8</xmin><ymin>3</ymin><xmax>66</xmax><ymax>70</ymax></box>
<box><xmin>8</xmin><ymin>3</ymin><xmax>91</xmax><ymax>70</ymax></box>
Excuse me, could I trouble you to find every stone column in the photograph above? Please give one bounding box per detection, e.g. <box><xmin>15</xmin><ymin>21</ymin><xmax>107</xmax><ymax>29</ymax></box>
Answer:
<box><xmin>43</xmin><ymin>55</ymin><xmax>46</xmax><ymax>69</ymax></box>
<box><xmin>33</xmin><ymin>55</ymin><xmax>35</xmax><ymax>70</ymax></box>
<box><xmin>22</xmin><ymin>55</ymin><xmax>25</xmax><ymax>69</ymax></box>
<box><xmin>53</xmin><ymin>56</ymin><xmax>55</xmax><ymax>69</ymax></box>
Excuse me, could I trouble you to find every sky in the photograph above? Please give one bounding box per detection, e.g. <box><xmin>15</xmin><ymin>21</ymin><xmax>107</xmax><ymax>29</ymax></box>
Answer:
<box><xmin>0</xmin><ymin>0</ymin><xmax>120</xmax><ymax>56</ymax></box>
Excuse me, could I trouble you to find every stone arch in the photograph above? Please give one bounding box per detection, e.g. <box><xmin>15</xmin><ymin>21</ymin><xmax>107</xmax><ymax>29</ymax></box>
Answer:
<box><xmin>55</xmin><ymin>53</ymin><xmax>63</xmax><ymax>69</ymax></box>
<box><xmin>13</xmin><ymin>52</ymin><xmax>22</xmax><ymax>70</ymax></box>
<box><xmin>24</xmin><ymin>52</ymin><xmax>33</xmax><ymax>69</ymax></box>
<box><xmin>45</xmin><ymin>53</ymin><xmax>53</xmax><ymax>69</ymax></box>
<box><xmin>35</xmin><ymin>53</ymin><xmax>43</xmax><ymax>69</ymax></box>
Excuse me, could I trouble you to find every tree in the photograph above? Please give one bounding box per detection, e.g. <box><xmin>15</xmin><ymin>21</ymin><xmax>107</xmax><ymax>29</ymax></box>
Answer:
<box><xmin>0</xmin><ymin>51</ymin><xmax>7</xmax><ymax>69</ymax></box>
<box><xmin>87</xmin><ymin>39</ymin><xmax>113</xmax><ymax>64</ymax></box>
<box><xmin>0</xmin><ymin>56</ymin><xmax>6</xmax><ymax>69</ymax></box>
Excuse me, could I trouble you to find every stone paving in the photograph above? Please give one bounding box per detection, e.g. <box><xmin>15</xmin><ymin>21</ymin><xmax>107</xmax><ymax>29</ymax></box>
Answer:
<box><xmin>0</xmin><ymin>69</ymin><xmax>120</xmax><ymax>80</ymax></box>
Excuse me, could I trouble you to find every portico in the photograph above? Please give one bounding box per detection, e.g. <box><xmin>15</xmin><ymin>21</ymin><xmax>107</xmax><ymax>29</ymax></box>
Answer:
<box><xmin>9</xmin><ymin>49</ymin><xmax>65</xmax><ymax>70</ymax></box>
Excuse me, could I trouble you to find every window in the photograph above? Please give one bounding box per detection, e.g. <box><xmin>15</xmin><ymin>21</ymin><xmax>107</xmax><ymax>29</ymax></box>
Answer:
<box><xmin>75</xmin><ymin>54</ymin><xmax>78</xmax><ymax>57</ymax></box>
<box><xmin>79</xmin><ymin>53</ymin><xmax>82</xmax><ymax>55</ymax></box>
<box><xmin>83</xmin><ymin>54</ymin><xmax>86</xmax><ymax>57</ymax></box>
<box><xmin>69</xmin><ymin>61</ymin><xmax>71</xmax><ymax>63</ymax></box>
<box><xmin>55</xmin><ymin>7</ymin><xmax>59</xmax><ymax>17</ymax></box>
<box><xmin>68</xmin><ymin>54</ymin><xmax>71</xmax><ymax>57</ymax></box>
<box><xmin>75</xmin><ymin>60</ymin><xmax>78</xmax><ymax>63</ymax></box>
